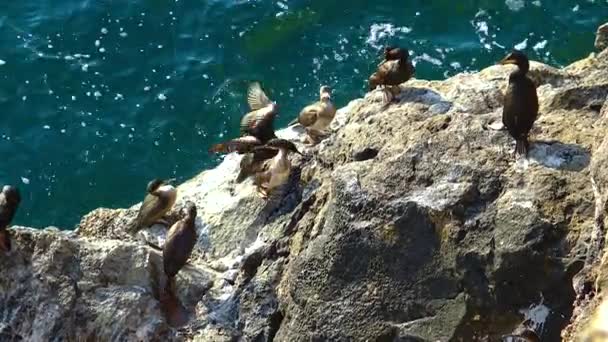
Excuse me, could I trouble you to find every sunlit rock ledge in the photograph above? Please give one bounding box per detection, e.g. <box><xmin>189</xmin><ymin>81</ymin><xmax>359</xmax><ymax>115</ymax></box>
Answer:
<box><xmin>2</xmin><ymin>23</ymin><xmax>608</xmax><ymax>342</ymax></box>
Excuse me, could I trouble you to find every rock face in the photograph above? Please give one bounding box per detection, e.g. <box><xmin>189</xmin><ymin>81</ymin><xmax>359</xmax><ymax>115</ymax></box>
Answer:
<box><xmin>596</xmin><ymin>23</ymin><xmax>608</xmax><ymax>51</ymax></box>
<box><xmin>2</xmin><ymin>24</ymin><xmax>608</xmax><ymax>342</ymax></box>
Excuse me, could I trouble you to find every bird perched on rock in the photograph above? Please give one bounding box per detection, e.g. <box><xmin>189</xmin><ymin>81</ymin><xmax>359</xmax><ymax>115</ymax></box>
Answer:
<box><xmin>368</xmin><ymin>46</ymin><xmax>415</xmax><ymax>103</ymax></box>
<box><xmin>163</xmin><ymin>201</ymin><xmax>197</xmax><ymax>281</ymax></box>
<box><xmin>251</xmin><ymin>139</ymin><xmax>302</xmax><ymax>199</ymax></box>
<box><xmin>160</xmin><ymin>201</ymin><xmax>197</xmax><ymax>327</ymax></box>
<box><xmin>208</xmin><ymin>134</ymin><xmax>276</xmax><ymax>183</ymax></box>
<box><xmin>236</xmin><ymin>143</ymin><xmax>281</xmax><ymax>184</ymax></box>
<box><xmin>289</xmin><ymin>85</ymin><xmax>337</xmax><ymax>144</ymax></box>
<box><xmin>240</xmin><ymin>82</ymin><xmax>278</xmax><ymax>144</ymax></box>
<box><xmin>499</xmin><ymin>50</ymin><xmax>539</xmax><ymax>157</ymax></box>
<box><xmin>0</xmin><ymin>185</ymin><xmax>21</xmax><ymax>253</ymax></box>
<box><xmin>127</xmin><ymin>179</ymin><xmax>177</xmax><ymax>234</ymax></box>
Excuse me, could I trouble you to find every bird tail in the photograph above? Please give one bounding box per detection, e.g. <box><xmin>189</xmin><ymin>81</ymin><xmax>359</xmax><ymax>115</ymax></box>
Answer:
<box><xmin>0</xmin><ymin>230</ymin><xmax>11</xmax><ymax>253</ymax></box>
<box><xmin>515</xmin><ymin>137</ymin><xmax>530</xmax><ymax>157</ymax></box>
<box><xmin>159</xmin><ymin>277</ymin><xmax>188</xmax><ymax>327</ymax></box>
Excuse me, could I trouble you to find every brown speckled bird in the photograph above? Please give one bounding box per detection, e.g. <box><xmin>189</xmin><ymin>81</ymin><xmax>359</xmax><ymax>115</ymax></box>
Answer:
<box><xmin>240</xmin><ymin>82</ymin><xmax>278</xmax><ymax>144</ymax></box>
<box><xmin>289</xmin><ymin>85</ymin><xmax>337</xmax><ymax>144</ymax></box>
<box><xmin>163</xmin><ymin>201</ymin><xmax>197</xmax><ymax>280</ymax></box>
<box><xmin>499</xmin><ymin>50</ymin><xmax>539</xmax><ymax>157</ymax></box>
<box><xmin>252</xmin><ymin>139</ymin><xmax>301</xmax><ymax>200</ymax></box>
<box><xmin>160</xmin><ymin>201</ymin><xmax>197</xmax><ymax>327</ymax></box>
<box><xmin>127</xmin><ymin>179</ymin><xmax>177</xmax><ymax>234</ymax></box>
<box><xmin>368</xmin><ymin>46</ymin><xmax>415</xmax><ymax>102</ymax></box>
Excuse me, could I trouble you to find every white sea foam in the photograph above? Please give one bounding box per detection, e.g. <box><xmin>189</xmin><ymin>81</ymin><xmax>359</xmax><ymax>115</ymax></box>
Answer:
<box><xmin>533</xmin><ymin>40</ymin><xmax>547</xmax><ymax>51</ymax></box>
<box><xmin>505</xmin><ymin>0</ymin><xmax>525</xmax><ymax>11</ymax></box>
<box><xmin>415</xmin><ymin>53</ymin><xmax>442</xmax><ymax>66</ymax></box>
<box><xmin>476</xmin><ymin>21</ymin><xmax>489</xmax><ymax>36</ymax></box>
<box><xmin>514</xmin><ymin>38</ymin><xmax>528</xmax><ymax>50</ymax></box>
<box><xmin>366</xmin><ymin>23</ymin><xmax>412</xmax><ymax>50</ymax></box>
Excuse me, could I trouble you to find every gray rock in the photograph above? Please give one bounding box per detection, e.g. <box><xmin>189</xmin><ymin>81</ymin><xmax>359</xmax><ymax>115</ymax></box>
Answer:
<box><xmin>2</xmin><ymin>20</ymin><xmax>608</xmax><ymax>342</ymax></box>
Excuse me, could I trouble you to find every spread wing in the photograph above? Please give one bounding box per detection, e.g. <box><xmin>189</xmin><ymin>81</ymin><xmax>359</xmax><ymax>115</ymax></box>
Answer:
<box><xmin>209</xmin><ymin>136</ymin><xmax>262</xmax><ymax>154</ymax></box>
<box><xmin>251</xmin><ymin>146</ymin><xmax>279</xmax><ymax>163</ymax></box>
<box><xmin>247</xmin><ymin>82</ymin><xmax>272</xmax><ymax>111</ymax></box>
<box><xmin>240</xmin><ymin>109</ymin><xmax>277</xmax><ymax>142</ymax></box>
<box><xmin>236</xmin><ymin>147</ymin><xmax>278</xmax><ymax>183</ymax></box>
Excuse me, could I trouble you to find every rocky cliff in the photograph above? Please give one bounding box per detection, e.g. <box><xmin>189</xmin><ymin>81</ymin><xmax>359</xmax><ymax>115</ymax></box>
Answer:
<box><xmin>2</xmin><ymin>24</ymin><xmax>608</xmax><ymax>342</ymax></box>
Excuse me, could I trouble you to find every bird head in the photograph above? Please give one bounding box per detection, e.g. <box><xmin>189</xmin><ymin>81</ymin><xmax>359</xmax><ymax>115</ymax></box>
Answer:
<box><xmin>384</xmin><ymin>46</ymin><xmax>409</xmax><ymax>61</ymax></box>
<box><xmin>146</xmin><ymin>179</ymin><xmax>165</xmax><ymax>193</ymax></box>
<box><xmin>2</xmin><ymin>185</ymin><xmax>21</xmax><ymax>205</ymax></box>
<box><xmin>184</xmin><ymin>201</ymin><xmax>197</xmax><ymax>219</ymax></box>
<box><xmin>499</xmin><ymin>50</ymin><xmax>530</xmax><ymax>72</ymax></box>
<box><xmin>319</xmin><ymin>85</ymin><xmax>332</xmax><ymax>101</ymax></box>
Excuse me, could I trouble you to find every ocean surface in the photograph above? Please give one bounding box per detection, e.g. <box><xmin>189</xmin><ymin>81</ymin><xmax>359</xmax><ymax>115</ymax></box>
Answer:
<box><xmin>1</xmin><ymin>1</ymin><xmax>607</xmax><ymax>229</ymax></box>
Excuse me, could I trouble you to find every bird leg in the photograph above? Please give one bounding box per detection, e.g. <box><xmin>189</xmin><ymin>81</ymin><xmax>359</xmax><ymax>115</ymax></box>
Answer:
<box><xmin>389</xmin><ymin>85</ymin><xmax>401</xmax><ymax>102</ymax></box>
<box><xmin>381</xmin><ymin>86</ymin><xmax>392</xmax><ymax>106</ymax></box>
<box><xmin>256</xmin><ymin>185</ymin><xmax>270</xmax><ymax>200</ymax></box>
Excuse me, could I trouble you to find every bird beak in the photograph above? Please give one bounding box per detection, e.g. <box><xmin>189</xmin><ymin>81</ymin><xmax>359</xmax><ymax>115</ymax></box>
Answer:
<box><xmin>498</xmin><ymin>55</ymin><xmax>516</xmax><ymax>65</ymax></box>
<box><xmin>166</xmin><ymin>178</ymin><xmax>177</xmax><ymax>184</ymax></box>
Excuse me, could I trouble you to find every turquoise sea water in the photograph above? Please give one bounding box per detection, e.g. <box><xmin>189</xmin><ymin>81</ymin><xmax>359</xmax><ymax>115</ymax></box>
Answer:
<box><xmin>1</xmin><ymin>1</ymin><xmax>607</xmax><ymax>229</ymax></box>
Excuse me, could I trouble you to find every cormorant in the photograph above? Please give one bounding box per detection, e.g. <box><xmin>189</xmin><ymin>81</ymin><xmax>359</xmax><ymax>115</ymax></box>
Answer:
<box><xmin>368</xmin><ymin>46</ymin><xmax>415</xmax><ymax>102</ymax></box>
<box><xmin>127</xmin><ymin>179</ymin><xmax>177</xmax><ymax>234</ymax></box>
<box><xmin>499</xmin><ymin>50</ymin><xmax>539</xmax><ymax>157</ymax></box>
<box><xmin>240</xmin><ymin>82</ymin><xmax>278</xmax><ymax>144</ymax></box>
<box><xmin>252</xmin><ymin>139</ymin><xmax>301</xmax><ymax>199</ymax></box>
<box><xmin>160</xmin><ymin>201</ymin><xmax>197</xmax><ymax>327</ymax></box>
<box><xmin>0</xmin><ymin>185</ymin><xmax>20</xmax><ymax>253</ymax></box>
<box><xmin>289</xmin><ymin>85</ymin><xmax>337</xmax><ymax>144</ymax></box>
